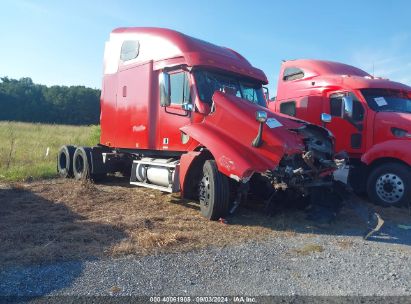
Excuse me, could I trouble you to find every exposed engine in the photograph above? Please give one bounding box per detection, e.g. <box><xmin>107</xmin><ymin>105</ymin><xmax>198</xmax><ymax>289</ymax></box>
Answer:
<box><xmin>263</xmin><ymin>124</ymin><xmax>346</xmax><ymax>194</ymax></box>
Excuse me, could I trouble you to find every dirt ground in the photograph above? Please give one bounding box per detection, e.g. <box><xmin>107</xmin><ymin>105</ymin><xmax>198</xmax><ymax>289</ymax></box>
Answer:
<box><xmin>1</xmin><ymin>176</ymin><xmax>410</xmax><ymax>267</ymax></box>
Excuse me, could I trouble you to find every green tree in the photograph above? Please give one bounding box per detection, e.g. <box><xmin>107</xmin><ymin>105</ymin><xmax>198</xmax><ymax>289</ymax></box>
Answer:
<box><xmin>0</xmin><ymin>77</ymin><xmax>101</xmax><ymax>125</ymax></box>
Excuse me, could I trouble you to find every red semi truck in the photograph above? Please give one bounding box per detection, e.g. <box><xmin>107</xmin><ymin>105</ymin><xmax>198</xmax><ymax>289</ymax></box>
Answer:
<box><xmin>270</xmin><ymin>59</ymin><xmax>411</xmax><ymax>207</ymax></box>
<box><xmin>57</xmin><ymin>28</ymin><xmax>344</xmax><ymax>221</ymax></box>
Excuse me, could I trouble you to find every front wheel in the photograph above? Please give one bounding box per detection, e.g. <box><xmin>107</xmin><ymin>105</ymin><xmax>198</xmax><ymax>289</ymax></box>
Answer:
<box><xmin>367</xmin><ymin>162</ymin><xmax>411</xmax><ymax>207</ymax></box>
<box><xmin>198</xmin><ymin>160</ymin><xmax>230</xmax><ymax>220</ymax></box>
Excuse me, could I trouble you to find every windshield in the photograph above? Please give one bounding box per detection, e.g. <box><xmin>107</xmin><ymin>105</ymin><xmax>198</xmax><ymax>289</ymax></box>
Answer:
<box><xmin>193</xmin><ymin>70</ymin><xmax>266</xmax><ymax>107</ymax></box>
<box><xmin>361</xmin><ymin>88</ymin><xmax>411</xmax><ymax>114</ymax></box>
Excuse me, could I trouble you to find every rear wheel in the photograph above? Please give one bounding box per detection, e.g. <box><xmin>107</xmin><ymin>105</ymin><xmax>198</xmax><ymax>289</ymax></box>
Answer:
<box><xmin>73</xmin><ymin>147</ymin><xmax>91</xmax><ymax>180</ymax></box>
<box><xmin>73</xmin><ymin>147</ymin><xmax>107</xmax><ymax>182</ymax></box>
<box><xmin>367</xmin><ymin>162</ymin><xmax>411</xmax><ymax>207</ymax></box>
<box><xmin>198</xmin><ymin>160</ymin><xmax>230</xmax><ymax>220</ymax></box>
<box><xmin>57</xmin><ymin>145</ymin><xmax>75</xmax><ymax>178</ymax></box>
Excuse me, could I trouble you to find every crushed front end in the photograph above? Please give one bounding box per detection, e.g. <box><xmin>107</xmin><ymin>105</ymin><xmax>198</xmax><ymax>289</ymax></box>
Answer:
<box><xmin>262</xmin><ymin>123</ymin><xmax>345</xmax><ymax>195</ymax></box>
<box><xmin>248</xmin><ymin>122</ymin><xmax>383</xmax><ymax>237</ymax></box>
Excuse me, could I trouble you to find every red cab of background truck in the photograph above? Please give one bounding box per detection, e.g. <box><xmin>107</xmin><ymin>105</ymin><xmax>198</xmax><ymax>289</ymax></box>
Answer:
<box><xmin>58</xmin><ymin>29</ymin><xmax>344</xmax><ymax>221</ymax></box>
<box><xmin>270</xmin><ymin>59</ymin><xmax>411</xmax><ymax>207</ymax></box>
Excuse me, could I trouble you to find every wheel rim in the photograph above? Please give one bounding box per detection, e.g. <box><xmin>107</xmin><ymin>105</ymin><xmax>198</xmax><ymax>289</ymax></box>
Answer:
<box><xmin>375</xmin><ymin>173</ymin><xmax>405</xmax><ymax>204</ymax></box>
<box><xmin>199</xmin><ymin>172</ymin><xmax>211</xmax><ymax>208</ymax></box>
<box><xmin>75</xmin><ymin>154</ymin><xmax>84</xmax><ymax>174</ymax></box>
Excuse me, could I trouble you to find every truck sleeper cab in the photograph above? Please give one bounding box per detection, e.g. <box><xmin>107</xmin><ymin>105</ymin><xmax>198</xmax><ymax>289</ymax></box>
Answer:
<box><xmin>271</xmin><ymin>59</ymin><xmax>411</xmax><ymax>207</ymax></box>
<box><xmin>58</xmin><ymin>29</ymin><xmax>342</xmax><ymax>220</ymax></box>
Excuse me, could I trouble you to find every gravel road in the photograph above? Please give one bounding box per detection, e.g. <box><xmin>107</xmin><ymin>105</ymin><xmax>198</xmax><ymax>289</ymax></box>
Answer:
<box><xmin>1</xmin><ymin>222</ymin><xmax>411</xmax><ymax>297</ymax></box>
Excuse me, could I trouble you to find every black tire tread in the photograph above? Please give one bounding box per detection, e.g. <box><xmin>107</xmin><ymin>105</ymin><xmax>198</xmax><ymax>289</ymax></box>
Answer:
<box><xmin>202</xmin><ymin>160</ymin><xmax>230</xmax><ymax>220</ymax></box>
<box><xmin>73</xmin><ymin>147</ymin><xmax>91</xmax><ymax>180</ymax></box>
<box><xmin>57</xmin><ymin>145</ymin><xmax>76</xmax><ymax>178</ymax></box>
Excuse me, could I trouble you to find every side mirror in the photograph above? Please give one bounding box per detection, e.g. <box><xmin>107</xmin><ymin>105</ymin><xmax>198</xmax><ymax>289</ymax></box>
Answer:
<box><xmin>263</xmin><ymin>87</ymin><xmax>269</xmax><ymax>101</ymax></box>
<box><xmin>159</xmin><ymin>72</ymin><xmax>171</xmax><ymax>107</ymax></box>
<box><xmin>255</xmin><ymin>110</ymin><xmax>268</xmax><ymax>123</ymax></box>
<box><xmin>321</xmin><ymin>113</ymin><xmax>332</xmax><ymax>123</ymax></box>
<box><xmin>342</xmin><ymin>95</ymin><xmax>353</xmax><ymax>119</ymax></box>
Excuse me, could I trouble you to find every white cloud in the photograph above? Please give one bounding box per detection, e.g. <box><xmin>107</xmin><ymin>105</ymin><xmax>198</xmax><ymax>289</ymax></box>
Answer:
<box><xmin>350</xmin><ymin>33</ymin><xmax>411</xmax><ymax>86</ymax></box>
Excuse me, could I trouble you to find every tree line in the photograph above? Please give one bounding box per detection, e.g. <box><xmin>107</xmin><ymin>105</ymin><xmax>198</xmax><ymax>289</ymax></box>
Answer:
<box><xmin>0</xmin><ymin>77</ymin><xmax>101</xmax><ymax>125</ymax></box>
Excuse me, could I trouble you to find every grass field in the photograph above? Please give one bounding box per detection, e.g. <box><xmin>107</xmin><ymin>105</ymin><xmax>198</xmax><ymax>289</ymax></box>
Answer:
<box><xmin>0</xmin><ymin>122</ymin><xmax>100</xmax><ymax>181</ymax></box>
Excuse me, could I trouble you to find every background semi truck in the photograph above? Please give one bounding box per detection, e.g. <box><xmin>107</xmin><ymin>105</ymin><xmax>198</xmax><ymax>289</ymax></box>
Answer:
<box><xmin>57</xmin><ymin>28</ymin><xmax>344</xmax><ymax>221</ymax></box>
<box><xmin>270</xmin><ymin>59</ymin><xmax>411</xmax><ymax>207</ymax></box>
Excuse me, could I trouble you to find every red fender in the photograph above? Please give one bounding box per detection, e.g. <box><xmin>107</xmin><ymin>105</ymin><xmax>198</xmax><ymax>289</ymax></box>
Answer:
<box><xmin>181</xmin><ymin>123</ymin><xmax>276</xmax><ymax>182</ymax></box>
<box><xmin>361</xmin><ymin>140</ymin><xmax>411</xmax><ymax>166</ymax></box>
<box><xmin>179</xmin><ymin>151</ymin><xmax>201</xmax><ymax>196</ymax></box>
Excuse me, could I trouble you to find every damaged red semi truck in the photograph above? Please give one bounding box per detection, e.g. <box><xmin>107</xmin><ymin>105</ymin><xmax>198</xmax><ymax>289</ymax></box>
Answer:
<box><xmin>270</xmin><ymin>59</ymin><xmax>411</xmax><ymax>207</ymax></box>
<box><xmin>57</xmin><ymin>28</ymin><xmax>345</xmax><ymax>221</ymax></box>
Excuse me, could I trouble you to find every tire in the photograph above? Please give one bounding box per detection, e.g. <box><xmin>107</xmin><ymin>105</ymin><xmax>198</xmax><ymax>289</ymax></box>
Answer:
<box><xmin>198</xmin><ymin>160</ymin><xmax>230</xmax><ymax>220</ymax></box>
<box><xmin>367</xmin><ymin>162</ymin><xmax>411</xmax><ymax>207</ymax></box>
<box><xmin>73</xmin><ymin>147</ymin><xmax>91</xmax><ymax>180</ymax></box>
<box><xmin>57</xmin><ymin>145</ymin><xmax>76</xmax><ymax>178</ymax></box>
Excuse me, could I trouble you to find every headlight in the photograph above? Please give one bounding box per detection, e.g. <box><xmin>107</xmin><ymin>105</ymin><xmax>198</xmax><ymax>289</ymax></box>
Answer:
<box><xmin>391</xmin><ymin>127</ymin><xmax>411</xmax><ymax>138</ymax></box>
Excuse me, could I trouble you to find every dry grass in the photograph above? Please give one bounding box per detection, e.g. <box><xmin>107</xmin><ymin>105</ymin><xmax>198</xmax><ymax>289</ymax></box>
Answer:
<box><xmin>336</xmin><ymin>239</ymin><xmax>354</xmax><ymax>250</ymax></box>
<box><xmin>293</xmin><ymin>244</ymin><xmax>325</xmax><ymax>255</ymax></box>
<box><xmin>0</xmin><ymin>177</ymin><xmax>307</xmax><ymax>267</ymax></box>
<box><xmin>1</xmin><ymin>177</ymin><xmax>410</xmax><ymax>267</ymax></box>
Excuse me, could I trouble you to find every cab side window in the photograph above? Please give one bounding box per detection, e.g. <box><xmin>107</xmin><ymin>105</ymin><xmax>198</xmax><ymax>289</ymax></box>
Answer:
<box><xmin>280</xmin><ymin>101</ymin><xmax>296</xmax><ymax>116</ymax></box>
<box><xmin>170</xmin><ymin>72</ymin><xmax>191</xmax><ymax>105</ymax></box>
<box><xmin>330</xmin><ymin>93</ymin><xmax>364</xmax><ymax>121</ymax></box>
<box><xmin>352</xmin><ymin>100</ymin><xmax>365</xmax><ymax>121</ymax></box>
<box><xmin>283</xmin><ymin>67</ymin><xmax>304</xmax><ymax>81</ymax></box>
<box><xmin>120</xmin><ymin>40</ymin><xmax>140</xmax><ymax>61</ymax></box>
<box><xmin>330</xmin><ymin>95</ymin><xmax>343</xmax><ymax>117</ymax></box>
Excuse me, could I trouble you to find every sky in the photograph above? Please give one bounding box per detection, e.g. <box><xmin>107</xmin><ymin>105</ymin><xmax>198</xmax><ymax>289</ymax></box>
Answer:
<box><xmin>1</xmin><ymin>0</ymin><xmax>411</xmax><ymax>93</ymax></box>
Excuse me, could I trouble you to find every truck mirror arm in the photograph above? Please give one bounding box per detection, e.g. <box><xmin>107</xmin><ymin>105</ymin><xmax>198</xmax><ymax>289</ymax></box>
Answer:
<box><xmin>341</xmin><ymin>95</ymin><xmax>363</xmax><ymax>131</ymax></box>
<box><xmin>263</xmin><ymin>87</ymin><xmax>269</xmax><ymax>101</ymax></box>
<box><xmin>252</xmin><ymin>122</ymin><xmax>264</xmax><ymax>147</ymax></box>
<box><xmin>252</xmin><ymin>111</ymin><xmax>267</xmax><ymax>147</ymax></box>
<box><xmin>159</xmin><ymin>72</ymin><xmax>171</xmax><ymax>107</ymax></box>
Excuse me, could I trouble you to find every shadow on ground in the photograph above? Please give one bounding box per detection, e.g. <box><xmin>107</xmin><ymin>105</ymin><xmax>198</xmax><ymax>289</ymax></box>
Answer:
<box><xmin>0</xmin><ymin>186</ymin><xmax>126</xmax><ymax>296</ymax></box>
<box><xmin>1</xmin><ymin>176</ymin><xmax>410</xmax><ymax>297</ymax></box>
<box><xmin>103</xmin><ymin>175</ymin><xmax>411</xmax><ymax>247</ymax></box>
<box><xmin>170</xmin><ymin>189</ymin><xmax>411</xmax><ymax>247</ymax></box>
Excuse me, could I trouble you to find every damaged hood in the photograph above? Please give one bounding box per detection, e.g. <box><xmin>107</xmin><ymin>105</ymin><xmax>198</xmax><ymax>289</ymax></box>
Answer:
<box><xmin>181</xmin><ymin>92</ymin><xmax>334</xmax><ymax>181</ymax></box>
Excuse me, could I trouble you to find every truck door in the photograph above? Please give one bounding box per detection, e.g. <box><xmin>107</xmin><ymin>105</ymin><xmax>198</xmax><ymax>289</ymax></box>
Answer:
<box><xmin>115</xmin><ymin>61</ymin><xmax>153</xmax><ymax>149</ymax></box>
<box><xmin>324</xmin><ymin>92</ymin><xmax>366</xmax><ymax>155</ymax></box>
<box><xmin>158</xmin><ymin>70</ymin><xmax>192</xmax><ymax>151</ymax></box>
